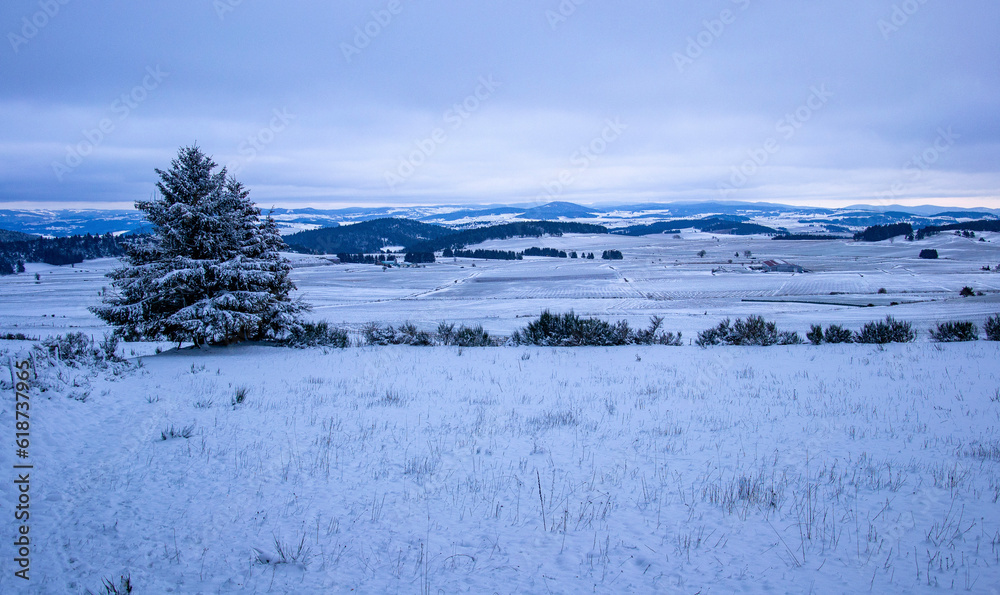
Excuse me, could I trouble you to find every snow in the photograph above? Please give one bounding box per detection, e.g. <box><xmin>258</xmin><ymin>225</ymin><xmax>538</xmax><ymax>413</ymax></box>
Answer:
<box><xmin>287</xmin><ymin>231</ymin><xmax>1000</xmax><ymax>340</ymax></box>
<box><xmin>1</xmin><ymin>231</ymin><xmax>999</xmax><ymax>593</ymax></box>
<box><xmin>2</xmin><ymin>343</ymin><xmax>999</xmax><ymax>593</ymax></box>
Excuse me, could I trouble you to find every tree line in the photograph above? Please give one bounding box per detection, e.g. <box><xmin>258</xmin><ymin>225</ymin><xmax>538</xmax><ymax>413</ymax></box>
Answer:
<box><xmin>0</xmin><ymin>233</ymin><xmax>128</xmax><ymax>275</ymax></box>
<box><xmin>406</xmin><ymin>221</ymin><xmax>608</xmax><ymax>253</ymax></box>
<box><xmin>853</xmin><ymin>218</ymin><xmax>999</xmax><ymax>242</ymax></box>
<box><xmin>443</xmin><ymin>248</ymin><xmax>522</xmax><ymax>260</ymax></box>
<box><xmin>437</xmin><ymin>247</ymin><xmax>619</xmax><ymax>260</ymax></box>
<box><xmin>915</xmin><ymin>219</ymin><xmax>1000</xmax><ymax>240</ymax></box>
<box><xmin>336</xmin><ymin>253</ymin><xmax>398</xmax><ymax>264</ymax></box>
<box><xmin>852</xmin><ymin>223</ymin><xmax>913</xmax><ymax>242</ymax></box>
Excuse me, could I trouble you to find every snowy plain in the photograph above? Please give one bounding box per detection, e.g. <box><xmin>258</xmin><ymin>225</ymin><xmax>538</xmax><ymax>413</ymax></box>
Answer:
<box><xmin>1</xmin><ymin>231</ymin><xmax>1000</xmax><ymax>593</ymax></box>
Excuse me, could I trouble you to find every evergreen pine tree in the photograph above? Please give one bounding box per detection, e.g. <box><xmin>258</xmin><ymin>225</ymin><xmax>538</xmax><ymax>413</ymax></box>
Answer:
<box><xmin>91</xmin><ymin>145</ymin><xmax>306</xmax><ymax>346</ymax></box>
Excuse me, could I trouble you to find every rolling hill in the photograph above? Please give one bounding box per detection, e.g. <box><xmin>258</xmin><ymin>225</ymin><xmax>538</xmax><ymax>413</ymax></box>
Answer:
<box><xmin>283</xmin><ymin>218</ymin><xmax>451</xmax><ymax>254</ymax></box>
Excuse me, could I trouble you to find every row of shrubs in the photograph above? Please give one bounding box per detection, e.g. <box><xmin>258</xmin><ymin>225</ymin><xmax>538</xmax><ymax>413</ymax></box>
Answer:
<box><xmin>281</xmin><ymin>312</ymin><xmax>682</xmax><ymax>348</ymax></box>
<box><xmin>929</xmin><ymin>317</ymin><xmax>1000</xmax><ymax>342</ymax></box>
<box><xmin>807</xmin><ymin>315</ymin><xmax>1000</xmax><ymax>344</ymax></box>
<box><xmin>26</xmin><ymin>314</ymin><xmax>998</xmax><ymax>354</ymax></box>
<box><xmin>260</xmin><ymin>312</ymin><xmax>1000</xmax><ymax>349</ymax></box>
<box><xmin>281</xmin><ymin>320</ymin><xmax>499</xmax><ymax>348</ymax></box>
<box><xmin>363</xmin><ymin>321</ymin><xmax>499</xmax><ymax>347</ymax></box>
<box><xmin>806</xmin><ymin>317</ymin><xmax>914</xmax><ymax>345</ymax></box>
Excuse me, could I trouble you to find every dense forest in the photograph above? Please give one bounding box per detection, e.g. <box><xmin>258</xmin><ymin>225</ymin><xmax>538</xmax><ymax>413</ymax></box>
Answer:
<box><xmin>403</xmin><ymin>252</ymin><xmax>436</xmax><ymax>264</ymax></box>
<box><xmin>852</xmin><ymin>223</ymin><xmax>913</xmax><ymax>242</ymax></box>
<box><xmin>406</xmin><ymin>221</ymin><xmax>608</xmax><ymax>253</ymax></box>
<box><xmin>0</xmin><ymin>232</ymin><xmax>128</xmax><ymax>275</ymax></box>
<box><xmin>285</xmin><ymin>218</ymin><xmax>451</xmax><ymax>254</ymax></box>
<box><xmin>0</xmin><ymin>229</ymin><xmax>37</xmax><ymax>243</ymax></box>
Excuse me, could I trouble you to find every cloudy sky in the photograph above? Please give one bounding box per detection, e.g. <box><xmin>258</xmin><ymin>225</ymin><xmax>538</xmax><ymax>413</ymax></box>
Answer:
<box><xmin>1</xmin><ymin>0</ymin><xmax>998</xmax><ymax>210</ymax></box>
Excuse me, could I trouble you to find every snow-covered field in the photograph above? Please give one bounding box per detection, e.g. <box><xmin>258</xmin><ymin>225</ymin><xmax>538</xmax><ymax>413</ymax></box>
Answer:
<box><xmin>2</xmin><ymin>232</ymin><xmax>1000</xmax><ymax>593</ymax></box>
<box><xmin>2</xmin><ymin>343</ymin><xmax>999</xmax><ymax>593</ymax></box>
<box><xmin>2</xmin><ymin>231</ymin><xmax>999</xmax><ymax>343</ymax></box>
<box><xmin>288</xmin><ymin>231</ymin><xmax>1000</xmax><ymax>341</ymax></box>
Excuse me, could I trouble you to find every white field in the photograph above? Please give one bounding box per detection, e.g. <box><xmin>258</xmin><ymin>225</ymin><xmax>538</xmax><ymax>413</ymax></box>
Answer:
<box><xmin>1</xmin><ymin>232</ymin><xmax>1000</xmax><ymax>593</ymax></box>
<box><xmin>2</xmin><ymin>343</ymin><xmax>999</xmax><ymax>593</ymax></box>
<box><xmin>2</xmin><ymin>231</ymin><xmax>999</xmax><ymax>343</ymax></box>
<box><xmin>292</xmin><ymin>231</ymin><xmax>1000</xmax><ymax>341</ymax></box>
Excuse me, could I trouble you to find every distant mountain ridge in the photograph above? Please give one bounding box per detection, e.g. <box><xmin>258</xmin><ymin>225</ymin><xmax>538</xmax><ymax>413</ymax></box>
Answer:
<box><xmin>616</xmin><ymin>218</ymin><xmax>782</xmax><ymax>236</ymax></box>
<box><xmin>1</xmin><ymin>201</ymin><xmax>996</xmax><ymax>237</ymax></box>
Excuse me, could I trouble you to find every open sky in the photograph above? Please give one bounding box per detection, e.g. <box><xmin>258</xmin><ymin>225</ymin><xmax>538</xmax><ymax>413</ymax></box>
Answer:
<box><xmin>1</xmin><ymin>0</ymin><xmax>998</xmax><ymax>210</ymax></box>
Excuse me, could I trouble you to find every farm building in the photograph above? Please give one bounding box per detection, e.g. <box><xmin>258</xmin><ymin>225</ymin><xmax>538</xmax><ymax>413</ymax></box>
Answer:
<box><xmin>760</xmin><ymin>259</ymin><xmax>805</xmax><ymax>273</ymax></box>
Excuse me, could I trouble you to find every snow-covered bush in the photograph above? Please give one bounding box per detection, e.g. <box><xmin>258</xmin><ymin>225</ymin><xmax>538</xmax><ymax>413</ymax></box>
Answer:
<box><xmin>985</xmin><ymin>314</ymin><xmax>1000</xmax><ymax>341</ymax></box>
<box><xmin>446</xmin><ymin>324</ymin><xmax>496</xmax><ymax>347</ymax></box>
<box><xmin>930</xmin><ymin>321</ymin><xmax>979</xmax><ymax>342</ymax></box>
<box><xmin>42</xmin><ymin>332</ymin><xmax>102</xmax><ymax>364</ymax></box>
<box><xmin>631</xmin><ymin>316</ymin><xmax>683</xmax><ymax>346</ymax></box>
<box><xmin>91</xmin><ymin>145</ymin><xmax>306</xmax><ymax>346</ymax></box>
<box><xmin>99</xmin><ymin>332</ymin><xmax>120</xmax><ymax>360</ymax></box>
<box><xmin>808</xmin><ymin>324</ymin><xmax>854</xmax><ymax>345</ymax></box>
<box><xmin>696</xmin><ymin>316</ymin><xmax>801</xmax><ymax>347</ymax></box>
<box><xmin>20</xmin><ymin>333</ymin><xmax>134</xmax><ymax>402</ymax></box>
<box><xmin>361</xmin><ymin>322</ymin><xmax>397</xmax><ymax>345</ymax></box>
<box><xmin>1</xmin><ymin>332</ymin><xmax>37</xmax><ymax>341</ymax></box>
<box><xmin>823</xmin><ymin>324</ymin><xmax>854</xmax><ymax>344</ymax></box>
<box><xmin>512</xmin><ymin>311</ymin><xmax>631</xmax><ymax>346</ymax></box>
<box><xmin>777</xmin><ymin>330</ymin><xmax>804</xmax><ymax>345</ymax></box>
<box><xmin>397</xmin><ymin>322</ymin><xmax>433</xmax><ymax>346</ymax></box>
<box><xmin>283</xmin><ymin>321</ymin><xmax>350</xmax><ymax>348</ymax></box>
<box><xmin>853</xmin><ymin>316</ymin><xmax>915</xmax><ymax>344</ymax></box>
<box><xmin>695</xmin><ymin>319</ymin><xmax>733</xmax><ymax>347</ymax></box>
<box><xmin>362</xmin><ymin>322</ymin><xmax>433</xmax><ymax>346</ymax></box>
<box><xmin>733</xmin><ymin>316</ymin><xmax>779</xmax><ymax>345</ymax></box>
<box><xmin>436</xmin><ymin>322</ymin><xmax>456</xmax><ymax>345</ymax></box>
